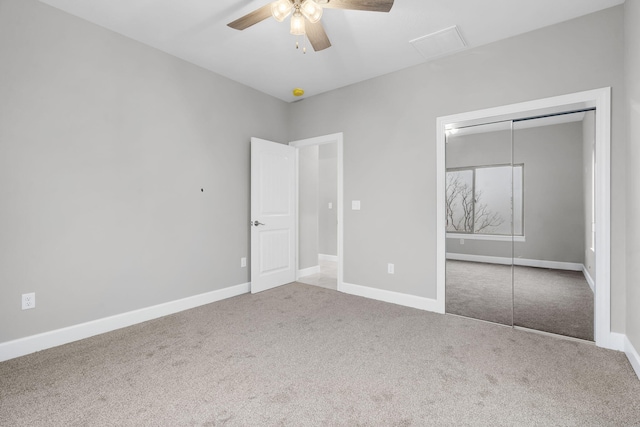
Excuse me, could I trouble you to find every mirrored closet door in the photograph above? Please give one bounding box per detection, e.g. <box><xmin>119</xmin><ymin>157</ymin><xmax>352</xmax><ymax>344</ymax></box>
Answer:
<box><xmin>512</xmin><ymin>111</ymin><xmax>595</xmax><ymax>341</ymax></box>
<box><xmin>445</xmin><ymin>121</ymin><xmax>514</xmax><ymax>327</ymax></box>
<box><xmin>445</xmin><ymin>110</ymin><xmax>596</xmax><ymax>341</ymax></box>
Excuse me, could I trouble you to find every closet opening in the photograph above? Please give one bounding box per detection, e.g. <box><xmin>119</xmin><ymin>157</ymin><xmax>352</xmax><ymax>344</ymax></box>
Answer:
<box><xmin>436</xmin><ymin>88</ymin><xmax>615</xmax><ymax>349</ymax></box>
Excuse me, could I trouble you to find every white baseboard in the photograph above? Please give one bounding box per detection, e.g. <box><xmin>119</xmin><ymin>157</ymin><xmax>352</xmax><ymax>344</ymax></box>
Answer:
<box><xmin>0</xmin><ymin>282</ymin><xmax>250</xmax><ymax>363</ymax></box>
<box><xmin>598</xmin><ymin>331</ymin><xmax>625</xmax><ymax>352</ymax></box>
<box><xmin>446</xmin><ymin>253</ymin><xmax>583</xmax><ymax>271</ymax></box>
<box><xmin>319</xmin><ymin>254</ymin><xmax>338</xmax><ymax>262</ymax></box>
<box><xmin>341</xmin><ymin>282</ymin><xmax>443</xmax><ymax>314</ymax></box>
<box><xmin>582</xmin><ymin>265</ymin><xmax>595</xmax><ymax>293</ymax></box>
<box><xmin>298</xmin><ymin>265</ymin><xmax>320</xmax><ymax>278</ymax></box>
<box><xmin>447</xmin><ymin>253</ymin><xmax>512</xmax><ymax>265</ymax></box>
<box><xmin>625</xmin><ymin>336</ymin><xmax>640</xmax><ymax>380</ymax></box>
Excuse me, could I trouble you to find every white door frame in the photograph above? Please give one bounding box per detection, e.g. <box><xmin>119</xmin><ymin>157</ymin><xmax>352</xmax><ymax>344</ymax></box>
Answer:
<box><xmin>289</xmin><ymin>133</ymin><xmax>344</xmax><ymax>291</ymax></box>
<box><xmin>436</xmin><ymin>88</ymin><xmax>619</xmax><ymax>350</ymax></box>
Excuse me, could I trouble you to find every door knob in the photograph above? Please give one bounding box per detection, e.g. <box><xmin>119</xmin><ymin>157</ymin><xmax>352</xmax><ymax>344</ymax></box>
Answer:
<box><xmin>252</xmin><ymin>220</ymin><xmax>266</xmax><ymax>226</ymax></box>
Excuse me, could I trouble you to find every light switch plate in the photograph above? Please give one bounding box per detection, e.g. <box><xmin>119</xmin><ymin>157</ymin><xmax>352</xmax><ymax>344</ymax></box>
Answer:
<box><xmin>328</xmin><ymin>202</ymin><xmax>333</xmax><ymax>209</ymax></box>
<box><xmin>352</xmin><ymin>200</ymin><xmax>361</xmax><ymax>210</ymax></box>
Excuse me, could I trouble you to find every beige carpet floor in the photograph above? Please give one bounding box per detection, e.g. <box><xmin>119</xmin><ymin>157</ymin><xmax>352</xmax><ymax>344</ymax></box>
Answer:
<box><xmin>446</xmin><ymin>260</ymin><xmax>594</xmax><ymax>341</ymax></box>
<box><xmin>1</xmin><ymin>283</ymin><xmax>638</xmax><ymax>426</ymax></box>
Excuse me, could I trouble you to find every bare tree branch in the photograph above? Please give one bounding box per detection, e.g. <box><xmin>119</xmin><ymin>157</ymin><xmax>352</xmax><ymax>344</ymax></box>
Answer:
<box><xmin>445</xmin><ymin>171</ymin><xmax>505</xmax><ymax>234</ymax></box>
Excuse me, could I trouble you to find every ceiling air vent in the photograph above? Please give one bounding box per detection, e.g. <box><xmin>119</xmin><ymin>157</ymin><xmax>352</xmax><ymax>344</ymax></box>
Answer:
<box><xmin>410</xmin><ymin>25</ymin><xmax>466</xmax><ymax>61</ymax></box>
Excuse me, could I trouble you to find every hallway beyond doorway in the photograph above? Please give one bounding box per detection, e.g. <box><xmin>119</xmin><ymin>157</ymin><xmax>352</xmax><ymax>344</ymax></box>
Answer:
<box><xmin>297</xmin><ymin>259</ymin><xmax>337</xmax><ymax>290</ymax></box>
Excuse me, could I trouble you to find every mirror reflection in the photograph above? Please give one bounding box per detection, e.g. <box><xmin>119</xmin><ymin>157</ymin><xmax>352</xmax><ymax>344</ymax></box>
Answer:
<box><xmin>445</xmin><ymin>122</ymin><xmax>513</xmax><ymax>326</ymax></box>
<box><xmin>445</xmin><ymin>110</ymin><xmax>595</xmax><ymax>341</ymax></box>
<box><xmin>512</xmin><ymin>111</ymin><xmax>595</xmax><ymax>341</ymax></box>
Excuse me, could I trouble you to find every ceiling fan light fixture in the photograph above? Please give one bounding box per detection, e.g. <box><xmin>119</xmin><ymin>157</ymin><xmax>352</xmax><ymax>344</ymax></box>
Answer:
<box><xmin>300</xmin><ymin>0</ymin><xmax>323</xmax><ymax>23</ymax></box>
<box><xmin>271</xmin><ymin>0</ymin><xmax>293</xmax><ymax>22</ymax></box>
<box><xmin>290</xmin><ymin>11</ymin><xmax>305</xmax><ymax>35</ymax></box>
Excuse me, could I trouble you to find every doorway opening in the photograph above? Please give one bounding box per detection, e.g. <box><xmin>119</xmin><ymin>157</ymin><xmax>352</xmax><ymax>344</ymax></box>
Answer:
<box><xmin>290</xmin><ymin>133</ymin><xmax>344</xmax><ymax>292</ymax></box>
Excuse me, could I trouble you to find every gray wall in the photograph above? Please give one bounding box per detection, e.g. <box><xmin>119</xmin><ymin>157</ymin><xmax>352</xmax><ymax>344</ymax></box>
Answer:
<box><xmin>298</xmin><ymin>142</ymin><xmax>337</xmax><ymax>268</ymax></box>
<box><xmin>0</xmin><ymin>0</ymin><xmax>288</xmax><ymax>343</ymax></box>
<box><xmin>625</xmin><ymin>0</ymin><xmax>640</xmax><ymax>353</ymax></box>
<box><xmin>446</xmin><ymin>122</ymin><xmax>586</xmax><ymax>265</ymax></box>
<box><xmin>298</xmin><ymin>145</ymin><xmax>319</xmax><ymax>269</ymax></box>
<box><xmin>514</xmin><ymin>122</ymin><xmax>585</xmax><ymax>263</ymax></box>
<box><xmin>319</xmin><ymin>143</ymin><xmax>338</xmax><ymax>256</ymax></box>
<box><xmin>288</xmin><ymin>7</ymin><xmax>626</xmax><ymax>331</ymax></box>
<box><xmin>2</xmin><ymin>1</ymin><xmax>636</xmax><ymax>348</ymax></box>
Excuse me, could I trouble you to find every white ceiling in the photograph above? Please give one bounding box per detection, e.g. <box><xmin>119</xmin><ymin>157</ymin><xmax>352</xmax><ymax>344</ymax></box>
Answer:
<box><xmin>39</xmin><ymin>0</ymin><xmax>624</xmax><ymax>102</ymax></box>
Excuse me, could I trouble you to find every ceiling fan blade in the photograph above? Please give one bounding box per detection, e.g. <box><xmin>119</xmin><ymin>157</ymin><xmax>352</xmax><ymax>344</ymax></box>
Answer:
<box><xmin>321</xmin><ymin>0</ymin><xmax>394</xmax><ymax>12</ymax></box>
<box><xmin>306</xmin><ymin>20</ymin><xmax>332</xmax><ymax>51</ymax></box>
<box><xmin>227</xmin><ymin>3</ymin><xmax>273</xmax><ymax>30</ymax></box>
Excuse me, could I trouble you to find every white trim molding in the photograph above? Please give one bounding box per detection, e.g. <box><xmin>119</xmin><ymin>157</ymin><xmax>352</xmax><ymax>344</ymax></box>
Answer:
<box><xmin>298</xmin><ymin>265</ymin><xmax>321</xmax><ymax>278</ymax></box>
<box><xmin>599</xmin><ymin>332</ymin><xmax>625</xmax><ymax>352</ymax></box>
<box><xmin>625</xmin><ymin>336</ymin><xmax>640</xmax><ymax>380</ymax></box>
<box><xmin>447</xmin><ymin>233</ymin><xmax>526</xmax><ymax>243</ymax></box>
<box><xmin>0</xmin><ymin>282</ymin><xmax>250</xmax><ymax>363</ymax></box>
<box><xmin>582</xmin><ymin>265</ymin><xmax>595</xmax><ymax>293</ymax></box>
<box><xmin>319</xmin><ymin>254</ymin><xmax>338</xmax><ymax>262</ymax></box>
<box><xmin>341</xmin><ymin>282</ymin><xmax>442</xmax><ymax>313</ymax></box>
<box><xmin>437</xmin><ymin>87</ymin><xmax>613</xmax><ymax>349</ymax></box>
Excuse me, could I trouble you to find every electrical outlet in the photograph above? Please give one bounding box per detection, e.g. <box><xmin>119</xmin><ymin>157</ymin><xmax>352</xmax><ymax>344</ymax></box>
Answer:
<box><xmin>241</xmin><ymin>257</ymin><xmax>247</xmax><ymax>268</ymax></box>
<box><xmin>388</xmin><ymin>263</ymin><xmax>395</xmax><ymax>274</ymax></box>
<box><xmin>22</xmin><ymin>293</ymin><xmax>35</xmax><ymax>310</ymax></box>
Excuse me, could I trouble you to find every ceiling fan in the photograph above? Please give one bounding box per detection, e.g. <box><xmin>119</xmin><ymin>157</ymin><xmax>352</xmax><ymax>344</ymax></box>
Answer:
<box><xmin>227</xmin><ymin>0</ymin><xmax>394</xmax><ymax>52</ymax></box>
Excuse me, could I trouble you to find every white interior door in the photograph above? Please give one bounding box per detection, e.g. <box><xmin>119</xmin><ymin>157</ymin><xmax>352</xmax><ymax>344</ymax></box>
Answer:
<box><xmin>250</xmin><ymin>138</ymin><xmax>297</xmax><ymax>293</ymax></box>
